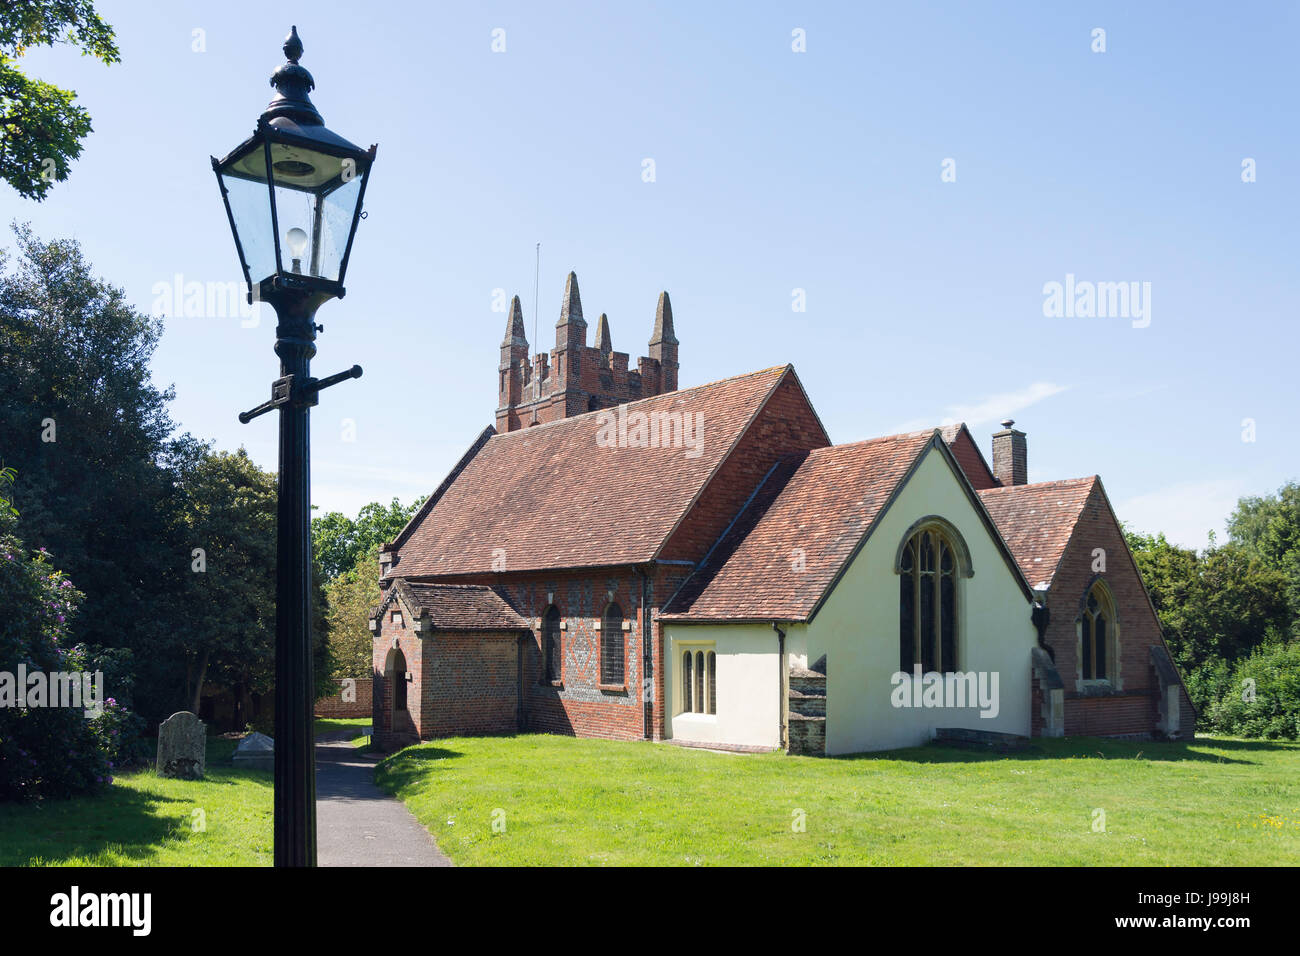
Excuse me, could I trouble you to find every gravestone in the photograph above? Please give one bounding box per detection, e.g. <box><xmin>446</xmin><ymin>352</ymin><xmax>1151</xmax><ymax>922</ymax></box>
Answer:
<box><xmin>156</xmin><ymin>711</ymin><xmax>206</xmax><ymax>779</ymax></box>
<box><xmin>233</xmin><ymin>731</ymin><xmax>275</xmax><ymax>772</ymax></box>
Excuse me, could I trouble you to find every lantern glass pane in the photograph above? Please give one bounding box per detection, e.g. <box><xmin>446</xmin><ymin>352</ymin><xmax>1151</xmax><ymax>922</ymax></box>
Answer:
<box><xmin>318</xmin><ymin>173</ymin><xmax>363</xmax><ymax>280</ymax></box>
<box><xmin>221</xmin><ymin>170</ymin><xmax>277</xmax><ymax>285</ymax></box>
<box><xmin>270</xmin><ymin>155</ymin><xmax>364</xmax><ymax>282</ymax></box>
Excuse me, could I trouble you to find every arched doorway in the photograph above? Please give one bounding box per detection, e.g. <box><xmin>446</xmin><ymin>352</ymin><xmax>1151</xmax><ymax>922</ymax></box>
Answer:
<box><xmin>384</xmin><ymin>646</ymin><xmax>410</xmax><ymax>735</ymax></box>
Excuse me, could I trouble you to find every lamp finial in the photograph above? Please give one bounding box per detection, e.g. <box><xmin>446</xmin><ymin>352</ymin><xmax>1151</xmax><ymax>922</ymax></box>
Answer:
<box><xmin>284</xmin><ymin>25</ymin><xmax>303</xmax><ymax>63</ymax></box>
<box><xmin>264</xmin><ymin>26</ymin><xmax>322</xmax><ymax>126</ymax></box>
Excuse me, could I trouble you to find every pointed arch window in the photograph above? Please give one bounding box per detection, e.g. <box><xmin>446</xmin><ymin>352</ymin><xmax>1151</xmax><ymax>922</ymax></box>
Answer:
<box><xmin>1080</xmin><ymin>581</ymin><xmax>1117</xmax><ymax>682</ymax></box>
<box><xmin>542</xmin><ymin>605</ymin><xmax>562</xmax><ymax>683</ymax></box>
<box><xmin>682</xmin><ymin>651</ymin><xmax>693</xmax><ymax>713</ymax></box>
<box><xmin>601</xmin><ymin>602</ymin><xmax>625</xmax><ymax>685</ymax></box>
<box><xmin>897</xmin><ymin>521</ymin><xmax>969</xmax><ymax>674</ymax></box>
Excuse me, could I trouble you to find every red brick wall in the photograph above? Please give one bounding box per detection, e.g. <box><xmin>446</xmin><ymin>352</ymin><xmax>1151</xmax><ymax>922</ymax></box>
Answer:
<box><xmin>1044</xmin><ymin>483</ymin><xmax>1195</xmax><ymax>738</ymax></box>
<box><xmin>372</xmin><ymin>607</ymin><xmax>422</xmax><ymax>747</ymax></box>
<box><xmin>499</xmin><ymin>339</ymin><xmax>665</xmax><ymax>433</ymax></box>
<box><xmin>1030</xmin><ymin>678</ymin><xmax>1044</xmax><ymax>737</ymax></box>
<box><xmin>315</xmin><ymin>678</ymin><xmax>372</xmax><ymax>718</ymax></box>
<box><xmin>1065</xmin><ymin>693</ymin><xmax>1158</xmax><ymax>737</ymax></box>
<box><xmin>421</xmin><ymin>631</ymin><xmax>520</xmax><ymax>738</ymax></box>
<box><xmin>947</xmin><ymin>428</ymin><xmax>998</xmax><ymax>490</ymax></box>
<box><xmin>659</xmin><ymin>373</ymin><xmax>830</xmax><ymax>562</ymax></box>
<box><xmin>376</xmin><ymin>564</ymin><xmax>698</xmax><ymax>744</ymax></box>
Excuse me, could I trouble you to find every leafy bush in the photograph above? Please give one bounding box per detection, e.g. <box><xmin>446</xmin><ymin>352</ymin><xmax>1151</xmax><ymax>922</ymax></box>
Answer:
<box><xmin>1205</xmin><ymin>641</ymin><xmax>1300</xmax><ymax>740</ymax></box>
<box><xmin>0</xmin><ymin>527</ymin><xmax>138</xmax><ymax>800</ymax></box>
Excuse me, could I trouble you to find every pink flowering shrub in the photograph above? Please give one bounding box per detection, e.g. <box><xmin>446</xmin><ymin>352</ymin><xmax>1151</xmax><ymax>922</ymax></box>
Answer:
<box><xmin>0</xmin><ymin>530</ymin><xmax>131</xmax><ymax>800</ymax></box>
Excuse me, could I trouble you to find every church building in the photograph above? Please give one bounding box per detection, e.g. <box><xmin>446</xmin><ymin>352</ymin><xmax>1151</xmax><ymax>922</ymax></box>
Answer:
<box><xmin>370</xmin><ymin>272</ymin><xmax>1195</xmax><ymax>755</ymax></box>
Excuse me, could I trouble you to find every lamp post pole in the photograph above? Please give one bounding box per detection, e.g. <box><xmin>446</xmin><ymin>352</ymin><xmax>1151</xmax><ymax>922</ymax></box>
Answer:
<box><xmin>216</xmin><ymin>27</ymin><xmax>374</xmax><ymax>866</ymax></box>
<box><xmin>271</xmin><ymin>290</ymin><xmax>320</xmax><ymax>868</ymax></box>
<box><xmin>240</xmin><ymin>284</ymin><xmax>360</xmax><ymax>867</ymax></box>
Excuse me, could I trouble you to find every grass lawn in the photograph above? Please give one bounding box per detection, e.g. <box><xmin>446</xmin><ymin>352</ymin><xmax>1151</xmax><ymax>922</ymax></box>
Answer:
<box><xmin>315</xmin><ymin>716</ymin><xmax>377</xmax><ymax>751</ymax></box>
<box><xmin>0</xmin><ymin>739</ymin><xmax>271</xmax><ymax>866</ymax></box>
<box><xmin>374</xmin><ymin>733</ymin><xmax>1300</xmax><ymax>866</ymax></box>
<box><xmin>315</xmin><ymin>716</ymin><xmax>372</xmax><ymax>741</ymax></box>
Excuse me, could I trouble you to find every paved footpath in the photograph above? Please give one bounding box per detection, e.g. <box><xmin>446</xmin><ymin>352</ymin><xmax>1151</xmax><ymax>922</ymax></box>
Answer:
<box><xmin>315</xmin><ymin>735</ymin><xmax>451</xmax><ymax>867</ymax></box>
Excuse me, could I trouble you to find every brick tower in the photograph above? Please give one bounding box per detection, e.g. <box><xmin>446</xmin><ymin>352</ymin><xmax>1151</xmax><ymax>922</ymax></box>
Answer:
<box><xmin>495</xmin><ymin>272</ymin><xmax>681</xmax><ymax>432</ymax></box>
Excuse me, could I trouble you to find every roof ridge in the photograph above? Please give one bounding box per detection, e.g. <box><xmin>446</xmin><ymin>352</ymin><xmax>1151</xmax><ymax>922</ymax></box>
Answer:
<box><xmin>978</xmin><ymin>475</ymin><xmax>1098</xmax><ymax>494</ymax></box>
<box><xmin>405</xmin><ymin>581</ymin><xmax>495</xmax><ymax>590</ymax></box>
<box><xmin>810</xmin><ymin>429</ymin><xmax>937</xmax><ymax>454</ymax></box>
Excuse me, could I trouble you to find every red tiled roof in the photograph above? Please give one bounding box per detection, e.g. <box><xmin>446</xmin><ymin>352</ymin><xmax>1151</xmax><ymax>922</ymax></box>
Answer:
<box><xmin>977</xmin><ymin>477</ymin><xmax>1097</xmax><ymax>590</ymax></box>
<box><xmin>376</xmin><ymin>581</ymin><xmax>530</xmax><ymax>630</ymax></box>
<box><xmin>661</xmin><ymin>430</ymin><xmax>938</xmax><ymax>621</ymax></box>
<box><xmin>388</xmin><ymin>366</ymin><xmax>794</xmax><ymax>577</ymax></box>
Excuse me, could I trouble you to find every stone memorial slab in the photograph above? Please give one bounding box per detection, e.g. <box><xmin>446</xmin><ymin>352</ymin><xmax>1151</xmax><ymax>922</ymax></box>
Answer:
<box><xmin>156</xmin><ymin>711</ymin><xmax>206</xmax><ymax>779</ymax></box>
<box><xmin>233</xmin><ymin>731</ymin><xmax>275</xmax><ymax>772</ymax></box>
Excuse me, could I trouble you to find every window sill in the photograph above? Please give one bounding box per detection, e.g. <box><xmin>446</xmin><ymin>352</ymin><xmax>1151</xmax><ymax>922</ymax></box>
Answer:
<box><xmin>674</xmin><ymin>712</ymin><xmax>717</xmax><ymax>722</ymax></box>
<box><xmin>1075</xmin><ymin>679</ymin><xmax>1116</xmax><ymax>697</ymax></box>
<box><xmin>539</xmin><ymin>679</ymin><xmax>563</xmax><ymax>689</ymax></box>
<box><xmin>597</xmin><ymin>683</ymin><xmax>627</xmax><ymax>693</ymax></box>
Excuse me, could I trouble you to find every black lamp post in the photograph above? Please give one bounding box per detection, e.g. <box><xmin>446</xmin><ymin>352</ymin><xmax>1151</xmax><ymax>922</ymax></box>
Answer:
<box><xmin>212</xmin><ymin>25</ymin><xmax>376</xmax><ymax>867</ymax></box>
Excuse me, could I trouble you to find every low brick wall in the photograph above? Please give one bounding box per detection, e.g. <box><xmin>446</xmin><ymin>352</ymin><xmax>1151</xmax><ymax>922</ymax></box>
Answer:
<box><xmin>315</xmin><ymin>678</ymin><xmax>373</xmax><ymax>718</ymax></box>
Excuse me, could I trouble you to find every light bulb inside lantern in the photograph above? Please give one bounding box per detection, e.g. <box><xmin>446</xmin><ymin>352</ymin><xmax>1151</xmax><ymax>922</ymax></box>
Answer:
<box><xmin>286</xmin><ymin>227</ymin><xmax>309</xmax><ymax>259</ymax></box>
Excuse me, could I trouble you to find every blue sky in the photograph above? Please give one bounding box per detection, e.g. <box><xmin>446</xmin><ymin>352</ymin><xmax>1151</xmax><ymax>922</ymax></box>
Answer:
<box><xmin>7</xmin><ymin>0</ymin><xmax>1297</xmax><ymax>547</ymax></box>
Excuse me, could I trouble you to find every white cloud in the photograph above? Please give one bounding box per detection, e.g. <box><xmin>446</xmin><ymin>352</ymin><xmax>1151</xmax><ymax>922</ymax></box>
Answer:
<box><xmin>891</xmin><ymin>381</ymin><xmax>1069</xmax><ymax>433</ymax></box>
<box><xmin>1114</xmin><ymin>478</ymin><xmax>1245</xmax><ymax>550</ymax></box>
<box><xmin>940</xmin><ymin>382</ymin><xmax>1070</xmax><ymax>428</ymax></box>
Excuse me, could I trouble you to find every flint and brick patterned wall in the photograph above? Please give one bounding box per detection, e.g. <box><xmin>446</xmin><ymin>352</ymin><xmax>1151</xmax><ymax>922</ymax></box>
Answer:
<box><xmin>315</xmin><ymin>678</ymin><xmax>372</xmax><ymax>718</ymax></box>
<box><xmin>1043</xmin><ymin>485</ymin><xmax>1195</xmax><ymax>739</ymax></box>
<box><xmin>498</xmin><ymin>569</ymin><xmax>647</xmax><ymax>742</ymax></box>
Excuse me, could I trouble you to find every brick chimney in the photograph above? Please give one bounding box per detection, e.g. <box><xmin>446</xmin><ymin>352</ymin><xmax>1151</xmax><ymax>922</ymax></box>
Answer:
<box><xmin>992</xmin><ymin>419</ymin><xmax>1027</xmax><ymax>486</ymax></box>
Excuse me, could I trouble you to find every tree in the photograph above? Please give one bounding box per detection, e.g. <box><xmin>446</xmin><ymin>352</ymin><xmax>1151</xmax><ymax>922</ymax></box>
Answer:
<box><xmin>312</xmin><ymin>497</ymin><xmax>420</xmax><ymax>581</ymax></box>
<box><xmin>324</xmin><ymin>549</ymin><xmax>383</xmax><ymax>681</ymax></box>
<box><xmin>1206</xmin><ymin>642</ymin><xmax>1300</xmax><ymax>740</ymax></box>
<box><xmin>175</xmin><ymin>448</ymin><xmax>277</xmax><ymax>717</ymax></box>
<box><xmin>0</xmin><ymin>1</ymin><xmax>119</xmax><ymax>200</ymax></box>
<box><xmin>0</xmin><ymin>225</ymin><xmax>197</xmax><ymax>725</ymax></box>
<box><xmin>1228</xmin><ymin>482</ymin><xmax>1300</xmax><ymax>619</ymax></box>
<box><xmin>1127</xmin><ymin>528</ymin><xmax>1292</xmax><ymax>715</ymax></box>
<box><xmin>175</xmin><ymin>447</ymin><xmax>337</xmax><ymax>727</ymax></box>
<box><xmin>0</xmin><ymin>464</ymin><xmax>15</xmax><ymax>516</ymax></box>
